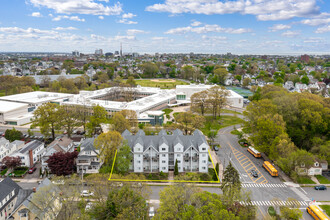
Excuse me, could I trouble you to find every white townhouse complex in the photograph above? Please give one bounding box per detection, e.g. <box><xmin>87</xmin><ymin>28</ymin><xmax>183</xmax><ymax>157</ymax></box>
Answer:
<box><xmin>0</xmin><ymin>138</ymin><xmax>25</xmax><ymax>162</ymax></box>
<box><xmin>11</xmin><ymin>140</ymin><xmax>44</xmax><ymax>167</ymax></box>
<box><xmin>122</xmin><ymin>129</ymin><xmax>210</xmax><ymax>173</ymax></box>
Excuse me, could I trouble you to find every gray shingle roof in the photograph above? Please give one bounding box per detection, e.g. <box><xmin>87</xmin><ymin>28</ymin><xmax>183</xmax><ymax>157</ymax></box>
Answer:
<box><xmin>123</xmin><ymin>129</ymin><xmax>207</xmax><ymax>153</ymax></box>
<box><xmin>0</xmin><ymin>177</ymin><xmax>22</xmax><ymax>212</ymax></box>
<box><xmin>20</xmin><ymin>140</ymin><xmax>43</xmax><ymax>154</ymax></box>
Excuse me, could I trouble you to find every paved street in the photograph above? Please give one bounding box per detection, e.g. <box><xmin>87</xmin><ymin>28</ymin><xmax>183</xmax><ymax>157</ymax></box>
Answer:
<box><xmin>215</xmin><ymin>125</ymin><xmax>317</xmax><ymax>220</ymax></box>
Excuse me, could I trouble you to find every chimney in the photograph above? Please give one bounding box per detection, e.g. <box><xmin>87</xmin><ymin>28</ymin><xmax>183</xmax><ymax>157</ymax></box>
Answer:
<box><xmin>29</xmin><ymin>149</ymin><xmax>33</xmax><ymax>167</ymax></box>
<box><xmin>33</xmin><ymin>187</ymin><xmax>36</xmax><ymax>193</ymax></box>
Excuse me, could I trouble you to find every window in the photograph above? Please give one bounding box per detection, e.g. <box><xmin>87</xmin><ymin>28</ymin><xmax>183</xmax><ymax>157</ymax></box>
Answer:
<box><xmin>202</xmin><ymin>167</ymin><xmax>206</xmax><ymax>170</ymax></box>
<box><xmin>202</xmin><ymin>148</ymin><xmax>206</xmax><ymax>151</ymax></box>
<box><xmin>162</xmin><ymin>160</ymin><xmax>166</xmax><ymax>163</ymax></box>
<box><xmin>163</xmin><ymin>167</ymin><xmax>166</xmax><ymax>170</ymax></box>
<box><xmin>202</xmin><ymin>160</ymin><xmax>206</xmax><ymax>163</ymax></box>
<box><xmin>202</xmin><ymin>154</ymin><xmax>206</xmax><ymax>157</ymax></box>
<box><xmin>178</xmin><ymin>160</ymin><xmax>181</xmax><ymax>163</ymax></box>
<box><xmin>162</xmin><ymin>148</ymin><xmax>166</xmax><ymax>151</ymax></box>
<box><xmin>177</xmin><ymin>154</ymin><xmax>180</xmax><ymax>157</ymax></box>
<box><xmin>177</xmin><ymin>148</ymin><xmax>180</xmax><ymax>151</ymax></box>
<box><xmin>138</xmin><ymin>160</ymin><xmax>141</xmax><ymax>164</ymax></box>
<box><xmin>163</xmin><ymin>154</ymin><xmax>166</xmax><ymax>157</ymax></box>
<box><xmin>185</xmin><ymin>160</ymin><xmax>188</xmax><ymax>162</ymax></box>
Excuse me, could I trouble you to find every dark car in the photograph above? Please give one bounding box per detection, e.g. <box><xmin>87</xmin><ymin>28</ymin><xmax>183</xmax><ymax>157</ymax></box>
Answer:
<box><xmin>314</xmin><ymin>185</ymin><xmax>327</xmax><ymax>190</ymax></box>
<box><xmin>28</xmin><ymin>167</ymin><xmax>37</xmax><ymax>174</ymax></box>
<box><xmin>214</xmin><ymin>146</ymin><xmax>219</xmax><ymax>151</ymax></box>
<box><xmin>251</xmin><ymin>170</ymin><xmax>258</xmax><ymax>178</ymax></box>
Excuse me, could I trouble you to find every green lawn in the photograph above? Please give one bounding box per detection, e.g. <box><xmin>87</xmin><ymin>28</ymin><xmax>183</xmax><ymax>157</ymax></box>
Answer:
<box><xmin>296</xmin><ymin>176</ymin><xmax>316</xmax><ymax>184</ymax></box>
<box><xmin>201</xmin><ymin>115</ymin><xmax>244</xmax><ymax>135</ymax></box>
<box><xmin>221</xmin><ymin>109</ymin><xmax>242</xmax><ymax>115</ymax></box>
<box><xmin>315</xmin><ymin>175</ymin><xmax>330</xmax><ymax>184</ymax></box>
<box><xmin>13</xmin><ymin>167</ymin><xmax>28</xmax><ymax>176</ymax></box>
<box><xmin>162</xmin><ymin>108</ymin><xmax>173</xmax><ymax>115</ymax></box>
<box><xmin>320</xmin><ymin>205</ymin><xmax>330</xmax><ymax>217</ymax></box>
<box><xmin>0</xmin><ymin>168</ymin><xmax>8</xmax><ymax>176</ymax></box>
<box><xmin>133</xmin><ymin>79</ymin><xmax>189</xmax><ymax>89</ymax></box>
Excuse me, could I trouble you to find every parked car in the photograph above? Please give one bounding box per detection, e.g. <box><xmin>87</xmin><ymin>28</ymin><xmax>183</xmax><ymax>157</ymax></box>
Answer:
<box><xmin>314</xmin><ymin>185</ymin><xmax>327</xmax><ymax>190</ymax></box>
<box><xmin>111</xmin><ymin>182</ymin><xmax>123</xmax><ymax>187</ymax></box>
<box><xmin>214</xmin><ymin>146</ymin><xmax>219</xmax><ymax>151</ymax></box>
<box><xmin>52</xmin><ymin>179</ymin><xmax>65</xmax><ymax>185</ymax></box>
<box><xmin>149</xmin><ymin>207</ymin><xmax>155</xmax><ymax>218</ymax></box>
<box><xmin>250</xmin><ymin>170</ymin><xmax>258</xmax><ymax>178</ymax></box>
<box><xmin>80</xmin><ymin>190</ymin><xmax>94</xmax><ymax>197</ymax></box>
<box><xmin>28</xmin><ymin>167</ymin><xmax>37</xmax><ymax>174</ymax></box>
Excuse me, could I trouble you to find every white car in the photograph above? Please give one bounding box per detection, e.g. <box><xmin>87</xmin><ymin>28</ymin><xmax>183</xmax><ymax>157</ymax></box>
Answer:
<box><xmin>52</xmin><ymin>180</ymin><xmax>65</xmax><ymax>185</ymax></box>
<box><xmin>80</xmin><ymin>190</ymin><xmax>94</xmax><ymax>197</ymax></box>
<box><xmin>149</xmin><ymin>207</ymin><xmax>155</xmax><ymax>218</ymax></box>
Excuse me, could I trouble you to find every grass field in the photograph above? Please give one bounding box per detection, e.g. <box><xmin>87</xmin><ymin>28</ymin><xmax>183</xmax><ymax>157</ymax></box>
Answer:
<box><xmin>297</xmin><ymin>176</ymin><xmax>316</xmax><ymax>184</ymax></box>
<box><xmin>320</xmin><ymin>205</ymin><xmax>330</xmax><ymax>217</ymax></box>
<box><xmin>133</xmin><ymin>79</ymin><xmax>189</xmax><ymax>89</ymax></box>
<box><xmin>315</xmin><ymin>175</ymin><xmax>330</xmax><ymax>184</ymax></box>
<box><xmin>201</xmin><ymin>115</ymin><xmax>244</xmax><ymax>135</ymax></box>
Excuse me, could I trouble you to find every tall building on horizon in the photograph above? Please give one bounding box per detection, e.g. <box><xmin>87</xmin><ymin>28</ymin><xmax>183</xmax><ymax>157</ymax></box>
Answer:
<box><xmin>120</xmin><ymin>43</ymin><xmax>122</xmax><ymax>57</ymax></box>
<box><xmin>95</xmin><ymin>49</ymin><xmax>103</xmax><ymax>56</ymax></box>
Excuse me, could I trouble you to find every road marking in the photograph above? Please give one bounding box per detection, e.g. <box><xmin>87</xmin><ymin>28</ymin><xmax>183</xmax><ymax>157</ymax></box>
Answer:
<box><xmin>257</xmin><ymin>206</ymin><xmax>267</xmax><ymax>219</ymax></box>
<box><xmin>240</xmin><ymin>201</ymin><xmax>310</xmax><ymax>207</ymax></box>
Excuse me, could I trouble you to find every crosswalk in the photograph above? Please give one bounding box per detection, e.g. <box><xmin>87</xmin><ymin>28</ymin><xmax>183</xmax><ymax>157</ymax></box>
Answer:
<box><xmin>242</xmin><ymin>183</ymin><xmax>287</xmax><ymax>188</ymax></box>
<box><xmin>239</xmin><ymin>200</ymin><xmax>309</xmax><ymax>207</ymax></box>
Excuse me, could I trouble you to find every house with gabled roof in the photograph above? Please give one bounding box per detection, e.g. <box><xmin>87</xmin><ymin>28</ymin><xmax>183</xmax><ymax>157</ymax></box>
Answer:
<box><xmin>0</xmin><ymin>177</ymin><xmax>23</xmax><ymax>220</ymax></box>
<box><xmin>76</xmin><ymin>138</ymin><xmax>103</xmax><ymax>174</ymax></box>
<box><xmin>122</xmin><ymin>129</ymin><xmax>209</xmax><ymax>173</ymax></box>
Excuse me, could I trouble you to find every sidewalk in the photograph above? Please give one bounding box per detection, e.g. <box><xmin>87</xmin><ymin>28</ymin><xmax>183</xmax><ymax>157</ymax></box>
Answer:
<box><xmin>209</xmin><ymin>149</ymin><xmax>222</xmax><ymax>181</ymax></box>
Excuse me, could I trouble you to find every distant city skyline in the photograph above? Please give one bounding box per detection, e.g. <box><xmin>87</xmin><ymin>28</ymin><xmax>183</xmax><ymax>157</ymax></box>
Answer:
<box><xmin>0</xmin><ymin>0</ymin><xmax>329</xmax><ymax>54</ymax></box>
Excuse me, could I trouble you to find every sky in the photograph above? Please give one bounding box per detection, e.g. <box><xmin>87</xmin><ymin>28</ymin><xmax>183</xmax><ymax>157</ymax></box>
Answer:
<box><xmin>0</xmin><ymin>0</ymin><xmax>329</xmax><ymax>55</ymax></box>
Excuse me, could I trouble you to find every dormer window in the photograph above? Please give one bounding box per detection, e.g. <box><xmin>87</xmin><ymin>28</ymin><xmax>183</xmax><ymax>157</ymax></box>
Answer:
<box><xmin>314</xmin><ymin>162</ymin><xmax>319</xmax><ymax>167</ymax></box>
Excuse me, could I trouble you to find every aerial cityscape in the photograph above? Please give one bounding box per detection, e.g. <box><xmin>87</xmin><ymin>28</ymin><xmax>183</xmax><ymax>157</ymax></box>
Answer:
<box><xmin>0</xmin><ymin>0</ymin><xmax>329</xmax><ymax>220</ymax></box>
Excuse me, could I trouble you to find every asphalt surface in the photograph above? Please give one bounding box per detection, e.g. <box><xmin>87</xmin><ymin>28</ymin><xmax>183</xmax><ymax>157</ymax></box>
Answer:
<box><xmin>215</xmin><ymin>125</ymin><xmax>317</xmax><ymax>220</ymax></box>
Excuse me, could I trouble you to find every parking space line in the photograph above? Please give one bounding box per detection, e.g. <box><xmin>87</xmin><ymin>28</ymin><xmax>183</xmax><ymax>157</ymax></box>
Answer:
<box><xmin>227</xmin><ymin>142</ymin><xmax>268</xmax><ymax>184</ymax></box>
<box><xmin>241</xmin><ymin>160</ymin><xmax>250</xmax><ymax>166</ymax></box>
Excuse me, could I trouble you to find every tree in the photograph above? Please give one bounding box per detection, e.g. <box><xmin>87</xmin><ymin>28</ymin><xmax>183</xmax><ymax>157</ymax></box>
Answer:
<box><xmin>242</xmin><ymin>78</ymin><xmax>251</xmax><ymax>88</ymax></box>
<box><xmin>221</xmin><ymin>162</ymin><xmax>241</xmax><ymax>203</ymax></box>
<box><xmin>4</xmin><ymin>128</ymin><xmax>22</xmax><ymax>142</ymax></box>
<box><xmin>280</xmin><ymin>198</ymin><xmax>302</xmax><ymax>220</ymax></box>
<box><xmin>214</xmin><ymin>67</ymin><xmax>228</xmax><ymax>85</ymax></box>
<box><xmin>2</xmin><ymin>156</ymin><xmax>21</xmax><ymax>170</ymax></box>
<box><xmin>115</xmin><ymin>142</ymin><xmax>132</xmax><ymax>174</ymax></box>
<box><xmin>191</xmin><ymin>90</ymin><xmax>208</xmax><ymax>115</ymax></box>
<box><xmin>207</xmin><ymin>86</ymin><xmax>229</xmax><ymax>119</ymax></box>
<box><xmin>111</xmin><ymin>112</ymin><xmax>131</xmax><ymax>133</ymax></box>
<box><xmin>94</xmin><ymin>131</ymin><xmax>123</xmax><ymax>165</ymax></box>
<box><xmin>86</xmin><ymin>105</ymin><xmax>108</xmax><ymax>136</ymax></box>
<box><xmin>28</xmin><ymin>184</ymin><xmax>62</xmax><ymax>219</ymax></box>
<box><xmin>118</xmin><ymin>110</ymin><xmax>138</xmax><ymax>128</ymax></box>
<box><xmin>174</xmin><ymin>111</ymin><xmax>205</xmax><ymax>135</ymax></box>
<box><xmin>89</xmin><ymin>185</ymin><xmax>148</xmax><ymax>220</ymax></box>
<box><xmin>32</xmin><ymin>103</ymin><xmax>62</xmax><ymax>140</ymax></box>
<box><xmin>59</xmin><ymin>106</ymin><xmax>81</xmax><ymax>138</ymax></box>
<box><xmin>47</xmin><ymin>151</ymin><xmax>78</xmax><ymax>176</ymax></box>
<box><xmin>126</xmin><ymin>76</ymin><xmax>136</xmax><ymax>87</ymax></box>
<box><xmin>174</xmin><ymin>159</ymin><xmax>178</xmax><ymax>176</ymax></box>
<box><xmin>301</xmin><ymin>75</ymin><xmax>309</xmax><ymax>84</ymax></box>
<box><xmin>213</xmin><ymin>163</ymin><xmax>219</xmax><ymax>181</ymax></box>
<box><xmin>140</xmin><ymin>62</ymin><xmax>159</xmax><ymax>78</ymax></box>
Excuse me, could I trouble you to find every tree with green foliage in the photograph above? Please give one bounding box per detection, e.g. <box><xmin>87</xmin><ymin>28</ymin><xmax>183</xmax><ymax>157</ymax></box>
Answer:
<box><xmin>221</xmin><ymin>162</ymin><xmax>241</xmax><ymax>202</ymax></box>
<box><xmin>213</xmin><ymin>67</ymin><xmax>228</xmax><ymax>85</ymax></box>
<box><xmin>86</xmin><ymin>105</ymin><xmax>108</xmax><ymax>136</ymax></box>
<box><xmin>280</xmin><ymin>198</ymin><xmax>303</xmax><ymax>220</ymax></box>
<box><xmin>174</xmin><ymin>111</ymin><xmax>205</xmax><ymax>135</ymax></box>
<box><xmin>4</xmin><ymin>128</ymin><xmax>22</xmax><ymax>142</ymax></box>
<box><xmin>32</xmin><ymin>102</ymin><xmax>62</xmax><ymax>140</ymax></box>
<box><xmin>301</xmin><ymin>75</ymin><xmax>309</xmax><ymax>84</ymax></box>
<box><xmin>94</xmin><ymin>131</ymin><xmax>123</xmax><ymax>165</ymax></box>
<box><xmin>115</xmin><ymin>142</ymin><xmax>132</xmax><ymax>175</ymax></box>
<box><xmin>207</xmin><ymin>86</ymin><xmax>229</xmax><ymax>119</ymax></box>
<box><xmin>191</xmin><ymin>90</ymin><xmax>209</xmax><ymax>115</ymax></box>
<box><xmin>213</xmin><ymin>163</ymin><xmax>219</xmax><ymax>181</ymax></box>
<box><xmin>140</xmin><ymin>62</ymin><xmax>159</xmax><ymax>78</ymax></box>
<box><xmin>89</xmin><ymin>185</ymin><xmax>148</xmax><ymax>220</ymax></box>
<box><xmin>126</xmin><ymin>76</ymin><xmax>136</xmax><ymax>87</ymax></box>
<box><xmin>59</xmin><ymin>106</ymin><xmax>81</xmax><ymax>138</ymax></box>
<box><xmin>174</xmin><ymin>159</ymin><xmax>178</xmax><ymax>175</ymax></box>
<box><xmin>110</xmin><ymin>111</ymin><xmax>131</xmax><ymax>133</ymax></box>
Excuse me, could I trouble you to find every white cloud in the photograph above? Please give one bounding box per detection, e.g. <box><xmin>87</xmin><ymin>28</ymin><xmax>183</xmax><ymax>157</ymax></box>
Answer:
<box><xmin>126</xmin><ymin>29</ymin><xmax>148</xmax><ymax>35</ymax></box>
<box><xmin>53</xmin><ymin>15</ymin><xmax>85</xmax><ymax>22</ymax></box>
<box><xmin>202</xmin><ymin>35</ymin><xmax>227</xmax><ymax>40</ymax></box>
<box><xmin>114</xmin><ymin>35</ymin><xmax>136</xmax><ymax>41</ymax></box>
<box><xmin>315</xmin><ymin>25</ymin><xmax>330</xmax><ymax>33</ymax></box>
<box><xmin>118</xmin><ymin>19</ymin><xmax>138</xmax><ymax>24</ymax></box>
<box><xmin>53</xmin><ymin>26</ymin><xmax>78</xmax><ymax>31</ymax></box>
<box><xmin>191</xmin><ymin>21</ymin><xmax>202</xmax><ymax>27</ymax></box>
<box><xmin>152</xmin><ymin>36</ymin><xmax>168</xmax><ymax>41</ymax></box>
<box><xmin>238</xmin><ymin>39</ymin><xmax>247</xmax><ymax>43</ymax></box>
<box><xmin>91</xmin><ymin>34</ymin><xmax>107</xmax><ymax>40</ymax></box>
<box><xmin>31</xmin><ymin>12</ymin><xmax>42</xmax><ymax>17</ymax></box>
<box><xmin>281</xmin><ymin>30</ymin><xmax>300</xmax><ymax>37</ymax></box>
<box><xmin>165</xmin><ymin>24</ymin><xmax>251</xmax><ymax>34</ymax></box>
<box><xmin>301</xmin><ymin>13</ymin><xmax>330</xmax><ymax>26</ymax></box>
<box><xmin>0</xmin><ymin>27</ymin><xmax>56</xmax><ymax>35</ymax></box>
<box><xmin>269</xmin><ymin>24</ymin><xmax>291</xmax><ymax>32</ymax></box>
<box><xmin>146</xmin><ymin>0</ymin><xmax>319</xmax><ymax>21</ymax></box>
<box><xmin>98</xmin><ymin>16</ymin><xmax>104</xmax><ymax>20</ymax></box>
<box><xmin>303</xmin><ymin>37</ymin><xmax>324</xmax><ymax>43</ymax></box>
<box><xmin>29</xmin><ymin>0</ymin><xmax>122</xmax><ymax>16</ymax></box>
<box><xmin>122</xmin><ymin>13</ymin><xmax>136</xmax><ymax>19</ymax></box>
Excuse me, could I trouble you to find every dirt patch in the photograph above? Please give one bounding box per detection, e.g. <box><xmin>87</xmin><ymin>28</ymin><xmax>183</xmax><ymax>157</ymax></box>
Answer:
<box><xmin>150</xmin><ymin>79</ymin><xmax>176</xmax><ymax>82</ymax></box>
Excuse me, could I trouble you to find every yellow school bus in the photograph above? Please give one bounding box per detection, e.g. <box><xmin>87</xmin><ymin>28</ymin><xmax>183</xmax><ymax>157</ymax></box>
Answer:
<box><xmin>262</xmin><ymin>161</ymin><xmax>278</xmax><ymax>177</ymax></box>
<box><xmin>247</xmin><ymin>146</ymin><xmax>261</xmax><ymax>158</ymax></box>
<box><xmin>307</xmin><ymin>205</ymin><xmax>329</xmax><ymax>220</ymax></box>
